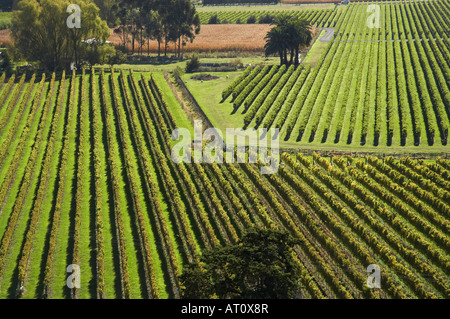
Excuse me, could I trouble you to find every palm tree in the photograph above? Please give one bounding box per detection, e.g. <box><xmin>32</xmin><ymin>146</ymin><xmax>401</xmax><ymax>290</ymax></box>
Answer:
<box><xmin>264</xmin><ymin>26</ymin><xmax>286</xmax><ymax>66</ymax></box>
<box><xmin>264</xmin><ymin>15</ymin><xmax>313</xmax><ymax>66</ymax></box>
<box><xmin>293</xmin><ymin>19</ymin><xmax>313</xmax><ymax>65</ymax></box>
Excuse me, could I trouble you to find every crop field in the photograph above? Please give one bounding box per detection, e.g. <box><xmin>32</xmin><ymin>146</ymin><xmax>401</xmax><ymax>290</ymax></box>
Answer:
<box><xmin>0</xmin><ymin>68</ymin><xmax>449</xmax><ymax>299</ymax></box>
<box><xmin>108</xmin><ymin>24</ymin><xmax>273</xmax><ymax>53</ymax></box>
<box><xmin>211</xmin><ymin>1</ymin><xmax>450</xmax><ymax>149</ymax></box>
<box><xmin>198</xmin><ymin>6</ymin><xmax>343</xmax><ymax>25</ymax></box>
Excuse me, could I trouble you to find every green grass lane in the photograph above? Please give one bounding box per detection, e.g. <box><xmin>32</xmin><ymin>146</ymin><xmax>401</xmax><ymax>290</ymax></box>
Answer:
<box><xmin>182</xmin><ymin>71</ymin><xmax>245</xmax><ymax>132</ymax></box>
<box><xmin>301</xmin><ymin>30</ymin><xmax>329</xmax><ymax>68</ymax></box>
<box><xmin>151</xmin><ymin>72</ymin><xmax>194</xmax><ymax>133</ymax></box>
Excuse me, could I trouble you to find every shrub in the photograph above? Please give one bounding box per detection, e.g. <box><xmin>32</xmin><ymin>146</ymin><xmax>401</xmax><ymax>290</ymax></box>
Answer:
<box><xmin>173</xmin><ymin>66</ymin><xmax>185</xmax><ymax>78</ymax></box>
<box><xmin>258</xmin><ymin>14</ymin><xmax>274</xmax><ymax>24</ymax></box>
<box><xmin>208</xmin><ymin>15</ymin><xmax>220</xmax><ymax>24</ymax></box>
<box><xmin>185</xmin><ymin>54</ymin><xmax>200</xmax><ymax>73</ymax></box>
<box><xmin>246</xmin><ymin>15</ymin><xmax>256</xmax><ymax>24</ymax></box>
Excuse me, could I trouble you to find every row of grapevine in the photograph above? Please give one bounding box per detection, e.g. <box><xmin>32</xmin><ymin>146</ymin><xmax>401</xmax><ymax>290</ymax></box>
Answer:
<box><xmin>261</xmin><ymin>65</ymin><xmax>304</xmax><ymax>129</ymax></box>
<box><xmin>0</xmin><ymin>74</ymin><xmax>37</xmax><ymax>162</ymax></box>
<box><xmin>273</xmin><ymin>65</ymin><xmax>310</xmax><ymax>130</ymax></box>
<box><xmin>233</xmin><ymin>65</ymin><xmax>270</xmax><ymax>112</ymax></box>
<box><xmin>11</xmin><ymin>72</ymin><xmax>59</xmax><ymax>293</ymax></box>
<box><xmin>103</xmin><ymin>70</ymin><xmax>132</xmax><ymax>298</ymax></box>
<box><xmin>148</xmin><ymin>75</ymin><xmax>223</xmax><ymax>249</ymax></box>
<box><xmin>290</xmin><ymin>153</ymin><xmax>447</xmax><ymax>298</ymax></box>
<box><xmin>254</xmin><ymin>65</ymin><xmax>295</xmax><ymax>127</ymax></box>
<box><xmin>385</xmin><ymin>157</ymin><xmax>450</xmax><ymax>206</ymax></box>
<box><xmin>0</xmin><ymin>75</ymin><xmax>16</xmax><ymax>111</ymax></box>
<box><xmin>232</xmin><ymin>65</ymin><xmax>262</xmax><ymax>101</ymax></box>
<box><xmin>243</xmin><ymin>64</ymin><xmax>286</xmax><ymax>127</ymax></box>
<box><xmin>243</xmin><ymin>159</ymin><xmax>361</xmax><ymax>299</ymax></box>
<box><xmin>198</xmin><ymin>8</ymin><xmax>333</xmax><ymax>26</ymax></box>
<box><xmin>71</xmin><ymin>69</ymin><xmax>89</xmax><ymax>298</ymax></box>
<box><xmin>127</xmin><ymin>73</ymin><xmax>183</xmax><ymax>297</ymax></box>
<box><xmin>13</xmin><ymin>74</ymin><xmax>51</xmax><ymax>289</ymax></box>
<box><xmin>366</xmin><ymin>157</ymin><xmax>450</xmax><ymax>218</ymax></box>
<box><xmin>0</xmin><ymin>74</ymin><xmax>26</xmax><ymax>133</ymax></box>
<box><xmin>222</xmin><ymin>66</ymin><xmax>251</xmax><ymax>101</ymax></box>
<box><xmin>119</xmin><ymin>71</ymin><xmax>165</xmax><ymax>298</ymax></box>
<box><xmin>241</xmin><ymin>65</ymin><xmax>278</xmax><ymax>112</ymax></box>
<box><xmin>278</xmin><ymin>155</ymin><xmax>417</xmax><ymax>298</ymax></box>
<box><xmin>42</xmin><ymin>70</ymin><xmax>75</xmax><ymax>297</ymax></box>
<box><xmin>0</xmin><ymin>73</ymin><xmax>57</xmax><ymax>278</ymax></box>
<box><xmin>404</xmin><ymin>158</ymin><xmax>450</xmax><ymax>193</ymax></box>
<box><xmin>139</xmin><ymin>74</ymin><xmax>200</xmax><ymax>267</ymax></box>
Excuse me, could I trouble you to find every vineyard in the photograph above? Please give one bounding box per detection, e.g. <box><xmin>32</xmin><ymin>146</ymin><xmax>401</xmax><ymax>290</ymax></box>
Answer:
<box><xmin>0</xmin><ymin>68</ymin><xmax>448</xmax><ymax>299</ymax></box>
<box><xmin>219</xmin><ymin>1</ymin><xmax>450</xmax><ymax>148</ymax></box>
<box><xmin>198</xmin><ymin>6</ymin><xmax>341</xmax><ymax>25</ymax></box>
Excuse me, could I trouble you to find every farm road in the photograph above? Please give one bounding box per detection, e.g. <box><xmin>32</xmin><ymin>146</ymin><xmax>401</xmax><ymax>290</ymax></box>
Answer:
<box><xmin>319</xmin><ymin>28</ymin><xmax>335</xmax><ymax>42</ymax></box>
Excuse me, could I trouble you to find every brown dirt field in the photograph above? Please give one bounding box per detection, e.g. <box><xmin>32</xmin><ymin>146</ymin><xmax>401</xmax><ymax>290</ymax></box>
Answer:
<box><xmin>110</xmin><ymin>24</ymin><xmax>272</xmax><ymax>53</ymax></box>
<box><xmin>0</xmin><ymin>24</ymin><xmax>272</xmax><ymax>52</ymax></box>
<box><xmin>0</xmin><ymin>30</ymin><xmax>11</xmax><ymax>45</ymax></box>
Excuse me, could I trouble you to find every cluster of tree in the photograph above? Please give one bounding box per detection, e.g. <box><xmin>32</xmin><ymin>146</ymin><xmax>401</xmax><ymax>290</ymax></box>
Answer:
<box><xmin>203</xmin><ymin>0</ymin><xmax>279</xmax><ymax>5</ymax></box>
<box><xmin>112</xmin><ymin>0</ymin><xmax>200</xmax><ymax>57</ymax></box>
<box><xmin>265</xmin><ymin>15</ymin><xmax>313</xmax><ymax>66</ymax></box>
<box><xmin>179</xmin><ymin>228</ymin><xmax>302</xmax><ymax>299</ymax></box>
<box><xmin>11</xmin><ymin>0</ymin><xmax>114</xmax><ymax>71</ymax></box>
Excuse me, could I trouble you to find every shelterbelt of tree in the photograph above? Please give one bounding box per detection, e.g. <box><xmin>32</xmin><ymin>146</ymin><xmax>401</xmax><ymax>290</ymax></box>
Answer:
<box><xmin>219</xmin><ymin>0</ymin><xmax>450</xmax><ymax>148</ymax></box>
<box><xmin>0</xmin><ymin>68</ymin><xmax>448</xmax><ymax>298</ymax></box>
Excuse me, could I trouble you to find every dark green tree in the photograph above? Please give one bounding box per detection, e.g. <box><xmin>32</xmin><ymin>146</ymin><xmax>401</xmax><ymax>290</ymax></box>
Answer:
<box><xmin>265</xmin><ymin>15</ymin><xmax>313</xmax><ymax>66</ymax></box>
<box><xmin>0</xmin><ymin>49</ymin><xmax>13</xmax><ymax>75</ymax></box>
<box><xmin>180</xmin><ymin>228</ymin><xmax>302</xmax><ymax>299</ymax></box>
<box><xmin>11</xmin><ymin>0</ymin><xmax>109</xmax><ymax>70</ymax></box>
<box><xmin>264</xmin><ymin>26</ymin><xmax>286</xmax><ymax>66</ymax></box>
<box><xmin>185</xmin><ymin>53</ymin><xmax>200</xmax><ymax>73</ymax></box>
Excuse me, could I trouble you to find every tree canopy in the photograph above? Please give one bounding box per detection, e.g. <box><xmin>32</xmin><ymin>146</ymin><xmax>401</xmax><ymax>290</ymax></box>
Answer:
<box><xmin>114</xmin><ymin>0</ymin><xmax>200</xmax><ymax>57</ymax></box>
<box><xmin>180</xmin><ymin>228</ymin><xmax>302</xmax><ymax>299</ymax></box>
<box><xmin>265</xmin><ymin>15</ymin><xmax>313</xmax><ymax>66</ymax></box>
<box><xmin>11</xmin><ymin>0</ymin><xmax>110</xmax><ymax>70</ymax></box>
